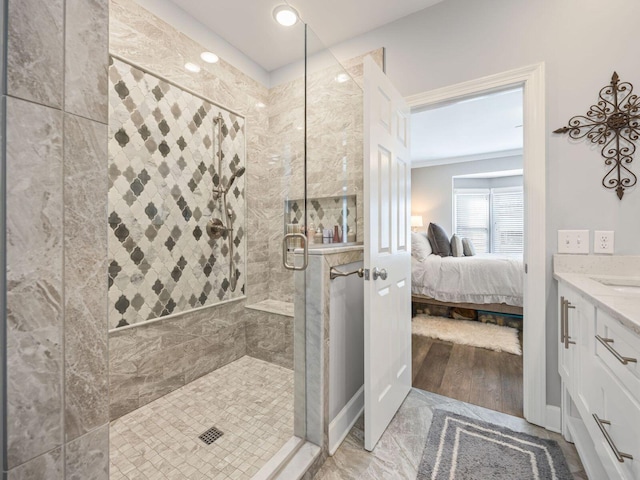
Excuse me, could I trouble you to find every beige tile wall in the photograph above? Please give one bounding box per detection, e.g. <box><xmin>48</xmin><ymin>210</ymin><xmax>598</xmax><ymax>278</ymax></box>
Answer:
<box><xmin>3</xmin><ymin>0</ymin><xmax>110</xmax><ymax>477</ymax></box>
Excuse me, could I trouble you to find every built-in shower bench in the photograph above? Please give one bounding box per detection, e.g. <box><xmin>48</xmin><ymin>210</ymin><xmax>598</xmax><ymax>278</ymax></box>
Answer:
<box><xmin>245</xmin><ymin>299</ymin><xmax>294</xmax><ymax>369</ymax></box>
<box><xmin>245</xmin><ymin>299</ymin><xmax>294</xmax><ymax>317</ymax></box>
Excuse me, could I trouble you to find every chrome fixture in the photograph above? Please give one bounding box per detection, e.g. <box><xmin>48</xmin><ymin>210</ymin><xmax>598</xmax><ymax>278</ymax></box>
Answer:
<box><xmin>206</xmin><ymin>113</ymin><xmax>244</xmax><ymax>292</ymax></box>
<box><xmin>372</xmin><ymin>267</ymin><xmax>387</xmax><ymax>281</ymax></box>
<box><xmin>330</xmin><ymin>266</ymin><xmax>364</xmax><ymax>281</ymax></box>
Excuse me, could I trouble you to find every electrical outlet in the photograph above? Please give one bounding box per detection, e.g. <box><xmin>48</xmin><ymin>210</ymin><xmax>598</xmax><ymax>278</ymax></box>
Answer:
<box><xmin>558</xmin><ymin>230</ymin><xmax>590</xmax><ymax>254</ymax></box>
<box><xmin>594</xmin><ymin>230</ymin><xmax>614</xmax><ymax>254</ymax></box>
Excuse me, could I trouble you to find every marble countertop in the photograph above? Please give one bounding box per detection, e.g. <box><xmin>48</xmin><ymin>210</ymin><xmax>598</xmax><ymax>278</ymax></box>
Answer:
<box><xmin>553</xmin><ymin>254</ymin><xmax>640</xmax><ymax>335</ymax></box>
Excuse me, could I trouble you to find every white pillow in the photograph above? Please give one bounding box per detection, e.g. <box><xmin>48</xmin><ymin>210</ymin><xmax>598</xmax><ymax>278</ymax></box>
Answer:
<box><xmin>411</xmin><ymin>232</ymin><xmax>432</xmax><ymax>261</ymax></box>
<box><xmin>462</xmin><ymin>237</ymin><xmax>476</xmax><ymax>256</ymax></box>
<box><xmin>451</xmin><ymin>234</ymin><xmax>464</xmax><ymax>257</ymax></box>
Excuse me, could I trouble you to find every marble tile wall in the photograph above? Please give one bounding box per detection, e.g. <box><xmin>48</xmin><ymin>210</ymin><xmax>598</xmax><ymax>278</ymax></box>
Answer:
<box><xmin>245</xmin><ymin>308</ymin><xmax>294</xmax><ymax>369</ymax></box>
<box><xmin>107</xmin><ymin>57</ymin><xmax>246</xmax><ymax>329</ymax></box>
<box><xmin>3</xmin><ymin>0</ymin><xmax>110</xmax><ymax>478</ymax></box>
<box><xmin>109</xmin><ymin>300</ymin><xmax>246</xmax><ymax>420</ymax></box>
<box><xmin>110</xmin><ymin>0</ymin><xmax>271</xmax><ymax>307</ymax></box>
<box><xmin>106</xmin><ymin>0</ymin><xmax>274</xmax><ymax>421</ymax></box>
<box><xmin>266</xmin><ymin>49</ymin><xmax>383</xmax><ymax>304</ymax></box>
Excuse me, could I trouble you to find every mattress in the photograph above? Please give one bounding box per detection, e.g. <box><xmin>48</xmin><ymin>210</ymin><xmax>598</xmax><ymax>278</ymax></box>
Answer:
<box><xmin>411</xmin><ymin>253</ymin><xmax>524</xmax><ymax>307</ymax></box>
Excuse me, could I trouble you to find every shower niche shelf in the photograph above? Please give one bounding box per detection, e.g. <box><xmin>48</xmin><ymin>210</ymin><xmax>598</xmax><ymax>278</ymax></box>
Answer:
<box><xmin>285</xmin><ymin>194</ymin><xmax>357</xmax><ymax>243</ymax></box>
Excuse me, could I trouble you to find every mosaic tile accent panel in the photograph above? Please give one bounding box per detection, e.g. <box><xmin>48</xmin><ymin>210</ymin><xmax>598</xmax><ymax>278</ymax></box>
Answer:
<box><xmin>109</xmin><ymin>356</ymin><xmax>294</xmax><ymax>479</ymax></box>
<box><xmin>286</xmin><ymin>195</ymin><xmax>357</xmax><ymax>239</ymax></box>
<box><xmin>108</xmin><ymin>57</ymin><xmax>246</xmax><ymax>329</ymax></box>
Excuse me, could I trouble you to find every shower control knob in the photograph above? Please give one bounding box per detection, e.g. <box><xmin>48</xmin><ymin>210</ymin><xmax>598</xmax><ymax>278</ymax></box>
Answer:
<box><xmin>372</xmin><ymin>267</ymin><xmax>387</xmax><ymax>281</ymax></box>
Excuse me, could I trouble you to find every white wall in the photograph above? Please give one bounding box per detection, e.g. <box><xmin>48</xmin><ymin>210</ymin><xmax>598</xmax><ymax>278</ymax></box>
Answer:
<box><xmin>325</xmin><ymin>0</ymin><xmax>640</xmax><ymax>407</ymax></box>
<box><xmin>412</xmin><ymin>156</ymin><xmax>522</xmax><ymax>235</ymax></box>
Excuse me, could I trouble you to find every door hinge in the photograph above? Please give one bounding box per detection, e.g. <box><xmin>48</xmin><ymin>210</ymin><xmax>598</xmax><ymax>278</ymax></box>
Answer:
<box><xmin>525</xmin><ymin>263</ymin><xmax>528</xmax><ymax>274</ymax></box>
<box><xmin>364</xmin><ymin>268</ymin><xmax>370</xmax><ymax>280</ymax></box>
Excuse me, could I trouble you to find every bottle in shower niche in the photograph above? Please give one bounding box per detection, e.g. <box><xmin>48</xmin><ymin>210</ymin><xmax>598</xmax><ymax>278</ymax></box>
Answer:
<box><xmin>308</xmin><ymin>222</ymin><xmax>315</xmax><ymax>245</ymax></box>
<box><xmin>315</xmin><ymin>227</ymin><xmax>323</xmax><ymax>245</ymax></box>
<box><xmin>333</xmin><ymin>225</ymin><xmax>341</xmax><ymax>243</ymax></box>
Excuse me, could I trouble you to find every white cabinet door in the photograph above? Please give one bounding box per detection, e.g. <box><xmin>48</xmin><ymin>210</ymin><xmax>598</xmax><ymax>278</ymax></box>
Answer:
<box><xmin>363</xmin><ymin>56</ymin><xmax>412</xmax><ymax>452</ymax></box>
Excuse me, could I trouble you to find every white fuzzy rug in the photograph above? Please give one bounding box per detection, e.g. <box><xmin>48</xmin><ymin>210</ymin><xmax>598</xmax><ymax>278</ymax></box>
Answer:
<box><xmin>412</xmin><ymin>314</ymin><xmax>522</xmax><ymax>355</ymax></box>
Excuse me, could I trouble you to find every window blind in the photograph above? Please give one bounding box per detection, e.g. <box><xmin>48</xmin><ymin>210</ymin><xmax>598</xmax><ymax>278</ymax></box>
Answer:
<box><xmin>454</xmin><ymin>190</ymin><xmax>490</xmax><ymax>253</ymax></box>
<box><xmin>453</xmin><ymin>186</ymin><xmax>524</xmax><ymax>256</ymax></box>
<box><xmin>492</xmin><ymin>187</ymin><xmax>524</xmax><ymax>256</ymax></box>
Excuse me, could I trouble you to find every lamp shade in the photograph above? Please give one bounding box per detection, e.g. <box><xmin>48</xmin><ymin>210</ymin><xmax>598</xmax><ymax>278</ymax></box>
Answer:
<box><xmin>410</xmin><ymin>215</ymin><xmax>424</xmax><ymax>228</ymax></box>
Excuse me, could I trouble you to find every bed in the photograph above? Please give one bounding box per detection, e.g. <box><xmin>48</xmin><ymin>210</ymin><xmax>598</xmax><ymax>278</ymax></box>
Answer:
<box><xmin>411</xmin><ymin>253</ymin><xmax>524</xmax><ymax>315</ymax></box>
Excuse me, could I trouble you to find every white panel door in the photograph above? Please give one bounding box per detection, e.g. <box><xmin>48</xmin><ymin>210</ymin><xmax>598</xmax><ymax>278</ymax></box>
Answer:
<box><xmin>363</xmin><ymin>56</ymin><xmax>412</xmax><ymax>451</ymax></box>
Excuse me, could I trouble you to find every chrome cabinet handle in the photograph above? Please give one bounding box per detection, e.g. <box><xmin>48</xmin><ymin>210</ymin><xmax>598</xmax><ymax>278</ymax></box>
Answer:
<box><xmin>560</xmin><ymin>296</ymin><xmax>566</xmax><ymax>344</ymax></box>
<box><xmin>563</xmin><ymin>298</ymin><xmax>576</xmax><ymax>349</ymax></box>
<box><xmin>596</xmin><ymin>335</ymin><xmax>638</xmax><ymax>365</ymax></box>
<box><xmin>372</xmin><ymin>267</ymin><xmax>387</xmax><ymax>281</ymax></box>
<box><xmin>282</xmin><ymin>233</ymin><xmax>308</xmax><ymax>271</ymax></box>
<box><xmin>593</xmin><ymin>414</ymin><xmax>634</xmax><ymax>462</ymax></box>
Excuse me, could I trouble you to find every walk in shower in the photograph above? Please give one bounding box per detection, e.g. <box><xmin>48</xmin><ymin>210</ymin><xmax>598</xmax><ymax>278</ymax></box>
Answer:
<box><xmin>106</xmin><ymin>0</ymin><xmax>366</xmax><ymax>478</ymax></box>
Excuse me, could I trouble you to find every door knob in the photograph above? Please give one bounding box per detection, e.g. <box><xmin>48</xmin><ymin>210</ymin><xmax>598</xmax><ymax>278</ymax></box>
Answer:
<box><xmin>372</xmin><ymin>267</ymin><xmax>387</xmax><ymax>280</ymax></box>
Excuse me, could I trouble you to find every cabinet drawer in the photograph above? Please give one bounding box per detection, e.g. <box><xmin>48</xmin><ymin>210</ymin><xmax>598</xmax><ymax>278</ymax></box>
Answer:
<box><xmin>595</xmin><ymin>309</ymin><xmax>640</xmax><ymax>405</ymax></box>
<box><xmin>589</xmin><ymin>362</ymin><xmax>640</xmax><ymax>480</ymax></box>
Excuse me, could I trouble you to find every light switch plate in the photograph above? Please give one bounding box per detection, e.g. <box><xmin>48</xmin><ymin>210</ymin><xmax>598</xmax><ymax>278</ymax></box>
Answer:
<box><xmin>594</xmin><ymin>230</ymin><xmax>614</xmax><ymax>254</ymax></box>
<box><xmin>558</xmin><ymin>230</ymin><xmax>590</xmax><ymax>254</ymax></box>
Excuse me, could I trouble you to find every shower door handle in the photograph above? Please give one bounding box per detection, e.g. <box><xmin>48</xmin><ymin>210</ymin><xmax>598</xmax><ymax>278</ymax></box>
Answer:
<box><xmin>282</xmin><ymin>233</ymin><xmax>309</xmax><ymax>271</ymax></box>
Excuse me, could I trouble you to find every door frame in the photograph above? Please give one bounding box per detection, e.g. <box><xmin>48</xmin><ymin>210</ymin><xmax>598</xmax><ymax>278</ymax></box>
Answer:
<box><xmin>405</xmin><ymin>63</ymin><xmax>548</xmax><ymax>428</ymax></box>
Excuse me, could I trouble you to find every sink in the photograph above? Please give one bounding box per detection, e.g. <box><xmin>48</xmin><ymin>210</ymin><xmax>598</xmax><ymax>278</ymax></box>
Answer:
<box><xmin>590</xmin><ymin>276</ymin><xmax>640</xmax><ymax>294</ymax></box>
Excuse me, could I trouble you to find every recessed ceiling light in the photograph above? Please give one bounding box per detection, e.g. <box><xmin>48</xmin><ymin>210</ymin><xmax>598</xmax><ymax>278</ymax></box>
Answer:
<box><xmin>200</xmin><ymin>51</ymin><xmax>219</xmax><ymax>64</ymax></box>
<box><xmin>184</xmin><ymin>62</ymin><xmax>201</xmax><ymax>73</ymax></box>
<box><xmin>273</xmin><ymin>5</ymin><xmax>299</xmax><ymax>27</ymax></box>
<box><xmin>335</xmin><ymin>73</ymin><xmax>349</xmax><ymax>83</ymax></box>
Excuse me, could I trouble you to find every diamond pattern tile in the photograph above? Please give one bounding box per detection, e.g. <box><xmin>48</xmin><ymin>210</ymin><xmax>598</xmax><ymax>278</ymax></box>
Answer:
<box><xmin>287</xmin><ymin>195</ymin><xmax>357</xmax><ymax>237</ymax></box>
<box><xmin>108</xmin><ymin>57</ymin><xmax>246</xmax><ymax>329</ymax></box>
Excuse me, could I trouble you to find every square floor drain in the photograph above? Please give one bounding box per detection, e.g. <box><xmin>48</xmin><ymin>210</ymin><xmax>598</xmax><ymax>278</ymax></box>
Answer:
<box><xmin>199</xmin><ymin>426</ymin><xmax>224</xmax><ymax>445</ymax></box>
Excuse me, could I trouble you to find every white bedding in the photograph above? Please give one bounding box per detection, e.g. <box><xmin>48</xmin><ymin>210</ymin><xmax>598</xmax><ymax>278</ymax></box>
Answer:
<box><xmin>411</xmin><ymin>254</ymin><xmax>524</xmax><ymax>307</ymax></box>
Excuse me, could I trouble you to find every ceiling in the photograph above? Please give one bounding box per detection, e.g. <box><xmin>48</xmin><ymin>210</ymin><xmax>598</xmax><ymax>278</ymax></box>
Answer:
<box><xmin>167</xmin><ymin>0</ymin><xmax>444</xmax><ymax>71</ymax></box>
<box><xmin>411</xmin><ymin>88</ymin><xmax>524</xmax><ymax>168</ymax></box>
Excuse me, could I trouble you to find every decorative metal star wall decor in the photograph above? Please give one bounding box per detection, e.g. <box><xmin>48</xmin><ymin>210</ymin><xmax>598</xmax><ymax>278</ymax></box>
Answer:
<box><xmin>554</xmin><ymin>72</ymin><xmax>640</xmax><ymax>199</ymax></box>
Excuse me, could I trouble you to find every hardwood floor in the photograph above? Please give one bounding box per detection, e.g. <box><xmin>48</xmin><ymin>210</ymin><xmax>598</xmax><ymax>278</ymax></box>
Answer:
<box><xmin>412</xmin><ymin>334</ymin><xmax>524</xmax><ymax>417</ymax></box>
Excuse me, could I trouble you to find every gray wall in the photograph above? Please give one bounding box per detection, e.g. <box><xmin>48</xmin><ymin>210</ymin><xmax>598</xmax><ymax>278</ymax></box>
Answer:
<box><xmin>2</xmin><ymin>0</ymin><xmax>110</xmax><ymax>477</ymax></box>
<box><xmin>323</xmin><ymin>0</ymin><xmax>640</xmax><ymax>407</ymax></box>
<box><xmin>412</xmin><ymin>156</ymin><xmax>523</xmax><ymax>235</ymax></box>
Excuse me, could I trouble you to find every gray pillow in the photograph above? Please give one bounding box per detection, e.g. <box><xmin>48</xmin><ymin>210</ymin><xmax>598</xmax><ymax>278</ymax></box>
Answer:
<box><xmin>427</xmin><ymin>223</ymin><xmax>451</xmax><ymax>257</ymax></box>
<box><xmin>451</xmin><ymin>234</ymin><xmax>464</xmax><ymax>257</ymax></box>
<box><xmin>411</xmin><ymin>232</ymin><xmax>433</xmax><ymax>261</ymax></box>
<box><xmin>462</xmin><ymin>237</ymin><xmax>476</xmax><ymax>256</ymax></box>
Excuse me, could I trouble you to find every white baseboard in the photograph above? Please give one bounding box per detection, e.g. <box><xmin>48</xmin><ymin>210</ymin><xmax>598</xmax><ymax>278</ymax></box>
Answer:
<box><xmin>328</xmin><ymin>386</ymin><xmax>364</xmax><ymax>456</ymax></box>
<box><xmin>545</xmin><ymin>405</ymin><xmax>561</xmax><ymax>434</ymax></box>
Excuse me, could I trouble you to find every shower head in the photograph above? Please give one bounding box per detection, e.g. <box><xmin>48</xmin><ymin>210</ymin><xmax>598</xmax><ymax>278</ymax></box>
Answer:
<box><xmin>226</xmin><ymin>167</ymin><xmax>246</xmax><ymax>192</ymax></box>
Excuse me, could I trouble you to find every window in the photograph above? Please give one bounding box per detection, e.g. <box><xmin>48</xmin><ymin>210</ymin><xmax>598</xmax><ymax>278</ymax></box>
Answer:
<box><xmin>454</xmin><ymin>186</ymin><xmax>524</xmax><ymax>256</ymax></box>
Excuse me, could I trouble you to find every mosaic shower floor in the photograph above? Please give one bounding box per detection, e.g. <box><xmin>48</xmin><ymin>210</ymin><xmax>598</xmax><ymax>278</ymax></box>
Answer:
<box><xmin>109</xmin><ymin>356</ymin><xmax>294</xmax><ymax>479</ymax></box>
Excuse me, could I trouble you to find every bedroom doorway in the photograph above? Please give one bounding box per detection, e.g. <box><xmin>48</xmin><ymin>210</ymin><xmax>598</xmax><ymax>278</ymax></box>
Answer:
<box><xmin>407</xmin><ymin>64</ymin><xmax>553</xmax><ymax>427</ymax></box>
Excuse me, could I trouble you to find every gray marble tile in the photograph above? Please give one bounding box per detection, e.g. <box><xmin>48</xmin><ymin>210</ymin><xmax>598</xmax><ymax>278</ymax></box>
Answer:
<box><xmin>65</xmin><ymin>0</ymin><xmax>109</xmax><ymax>122</ymax></box>
<box><xmin>7</xmin><ymin>0</ymin><xmax>64</xmax><ymax>108</ymax></box>
<box><xmin>64</xmin><ymin>114</ymin><xmax>109</xmax><ymax>442</ymax></box>
<box><xmin>5</xmin><ymin>97</ymin><xmax>63</xmax><ymax>468</ymax></box>
<box><xmin>314</xmin><ymin>389</ymin><xmax>587</xmax><ymax>480</ymax></box>
<box><xmin>65</xmin><ymin>425</ymin><xmax>109</xmax><ymax>480</ymax></box>
<box><xmin>246</xmin><ymin>310</ymin><xmax>293</xmax><ymax>369</ymax></box>
<box><xmin>6</xmin><ymin>447</ymin><xmax>63</xmax><ymax>480</ymax></box>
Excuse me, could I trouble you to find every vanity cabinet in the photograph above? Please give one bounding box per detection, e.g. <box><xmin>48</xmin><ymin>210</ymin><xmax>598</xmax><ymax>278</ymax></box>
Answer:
<box><xmin>557</xmin><ymin>281</ymin><xmax>640</xmax><ymax>480</ymax></box>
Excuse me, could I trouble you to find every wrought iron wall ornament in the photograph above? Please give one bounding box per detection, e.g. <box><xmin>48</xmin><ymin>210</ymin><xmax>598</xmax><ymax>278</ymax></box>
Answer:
<box><xmin>554</xmin><ymin>72</ymin><xmax>640</xmax><ymax>199</ymax></box>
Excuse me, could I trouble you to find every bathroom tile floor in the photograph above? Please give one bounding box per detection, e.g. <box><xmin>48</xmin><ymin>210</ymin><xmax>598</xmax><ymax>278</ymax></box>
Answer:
<box><xmin>109</xmin><ymin>356</ymin><xmax>294</xmax><ymax>479</ymax></box>
<box><xmin>314</xmin><ymin>388</ymin><xmax>587</xmax><ymax>479</ymax></box>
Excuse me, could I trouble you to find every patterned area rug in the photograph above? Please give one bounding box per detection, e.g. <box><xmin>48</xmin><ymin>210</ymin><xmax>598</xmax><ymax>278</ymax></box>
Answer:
<box><xmin>412</xmin><ymin>314</ymin><xmax>522</xmax><ymax>355</ymax></box>
<box><xmin>418</xmin><ymin>410</ymin><xmax>573</xmax><ymax>480</ymax></box>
